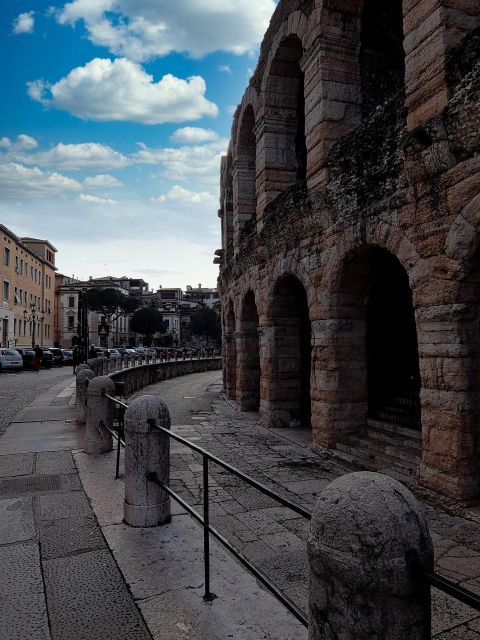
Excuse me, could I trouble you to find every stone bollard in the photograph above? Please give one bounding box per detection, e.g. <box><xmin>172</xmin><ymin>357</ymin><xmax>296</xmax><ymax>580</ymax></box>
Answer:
<box><xmin>75</xmin><ymin>369</ymin><xmax>95</xmax><ymax>424</ymax></box>
<box><xmin>308</xmin><ymin>472</ymin><xmax>433</xmax><ymax>640</ymax></box>
<box><xmin>124</xmin><ymin>395</ymin><xmax>171</xmax><ymax>527</ymax></box>
<box><xmin>75</xmin><ymin>363</ymin><xmax>91</xmax><ymax>375</ymax></box>
<box><xmin>84</xmin><ymin>376</ymin><xmax>116</xmax><ymax>455</ymax></box>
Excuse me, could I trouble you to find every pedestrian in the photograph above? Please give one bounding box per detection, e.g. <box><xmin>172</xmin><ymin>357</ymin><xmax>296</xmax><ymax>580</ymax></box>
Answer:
<box><xmin>33</xmin><ymin>344</ymin><xmax>43</xmax><ymax>372</ymax></box>
<box><xmin>72</xmin><ymin>345</ymin><xmax>81</xmax><ymax>374</ymax></box>
<box><xmin>89</xmin><ymin>345</ymin><xmax>96</xmax><ymax>359</ymax></box>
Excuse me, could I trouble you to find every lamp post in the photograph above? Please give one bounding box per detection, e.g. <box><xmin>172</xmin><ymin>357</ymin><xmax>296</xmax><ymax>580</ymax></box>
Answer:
<box><xmin>23</xmin><ymin>304</ymin><xmax>45</xmax><ymax>349</ymax></box>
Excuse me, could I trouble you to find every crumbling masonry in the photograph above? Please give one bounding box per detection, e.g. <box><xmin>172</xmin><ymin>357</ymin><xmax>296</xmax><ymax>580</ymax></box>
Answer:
<box><xmin>217</xmin><ymin>0</ymin><xmax>480</xmax><ymax>501</ymax></box>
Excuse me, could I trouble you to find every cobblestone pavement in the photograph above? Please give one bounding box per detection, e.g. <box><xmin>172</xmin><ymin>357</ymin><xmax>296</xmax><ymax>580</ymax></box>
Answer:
<box><xmin>133</xmin><ymin>371</ymin><xmax>480</xmax><ymax>640</ymax></box>
<box><xmin>0</xmin><ymin>366</ymin><xmax>73</xmax><ymax>437</ymax></box>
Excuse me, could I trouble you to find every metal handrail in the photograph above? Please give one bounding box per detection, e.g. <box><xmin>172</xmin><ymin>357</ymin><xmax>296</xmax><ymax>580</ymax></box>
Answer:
<box><xmin>148</xmin><ymin>422</ymin><xmax>311</xmax><ymax>626</ymax></box>
<box><xmin>422</xmin><ymin>569</ymin><xmax>480</xmax><ymax>612</ymax></box>
<box><xmin>101</xmin><ymin>395</ymin><xmax>480</xmax><ymax>626</ymax></box>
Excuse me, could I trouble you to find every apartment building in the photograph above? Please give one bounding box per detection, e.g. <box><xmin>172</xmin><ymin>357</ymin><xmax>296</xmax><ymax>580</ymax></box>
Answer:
<box><xmin>0</xmin><ymin>225</ymin><xmax>57</xmax><ymax>348</ymax></box>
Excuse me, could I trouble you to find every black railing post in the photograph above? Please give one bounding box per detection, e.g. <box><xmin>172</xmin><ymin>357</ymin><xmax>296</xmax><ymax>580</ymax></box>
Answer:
<box><xmin>203</xmin><ymin>454</ymin><xmax>216</xmax><ymax>602</ymax></box>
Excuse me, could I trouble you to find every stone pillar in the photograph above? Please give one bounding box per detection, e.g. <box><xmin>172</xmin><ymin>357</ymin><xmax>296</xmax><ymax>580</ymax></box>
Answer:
<box><xmin>124</xmin><ymin>395</ymin><xmax>171</xmax><ymax>527</ymax></box>
<box><xmin>84</xmin><ymin>376</ymin><xmax>115</xmax><ymax>455</ymax></box>
<box><xmin>308</xmin><ymin>472</ymin><xmax>433</xmax><ymax>640</ymax></box>
<box><xmin>236</xmin><ymin>328</ymin><xmax>260</xmax><ymax>411</ymax></box>
<box><xmin>101</xmin><ymin>356</ymin><xmax>109</xmax><ymax>375</ymax></box>
<box><xmin>75</xmin><ymin>369</ymin><xmax>95</xmax><ymax>424</ymax></box>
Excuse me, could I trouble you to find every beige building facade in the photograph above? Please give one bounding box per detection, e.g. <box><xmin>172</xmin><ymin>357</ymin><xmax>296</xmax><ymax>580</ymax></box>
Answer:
<box><xmin>0</xmin><ymin>225</ymin><xmax>56</xmax><ymax>348</ymax></box>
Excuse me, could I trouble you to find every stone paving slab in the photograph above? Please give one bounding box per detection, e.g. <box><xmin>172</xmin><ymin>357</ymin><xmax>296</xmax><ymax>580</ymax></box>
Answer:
<box><xmin>0</xmin><ymin>420</ymin><xmax>83</xmax><ymax>454</ymax></box>
<box><xmin>35</xmin><ymin>450</ymin><xmax>76</xmax><ymax>475</ymax></box>
<box><xmin>43</xmin><ymin>549</ymin><xmax>152</xmax><ymax>640</ymax></box>
<box><xmin>0</xmin><ymin>542</ymin><xmax>50</xmax><ymax>640</ymax></box>
<box><xmin>13</xmin><ymin>405</ymin><xmax>76</xmax><ymax>423</ymax></box>
<box><xmin>0</xmin><ymin>452</ymin><xmax>35</xmax><ymax>477</ymax></box>
<box><xmin>0</xmin><ymin>497</ymin><xmax>35</xmax><ymax>543</ymax></box>
<box><xmin>39</xmin><ymin>516</ymin><xmax>105</xmax><ymax>560</ymax></box>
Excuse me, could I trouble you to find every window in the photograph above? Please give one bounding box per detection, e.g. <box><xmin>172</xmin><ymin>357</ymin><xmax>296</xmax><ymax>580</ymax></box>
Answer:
<box><xmin>4</xmin><ymin>247</ymin><xmax>10</xmax><ymax>266</ymax></box>
<box><xmin>68</xmin><ymin>316</ymin><xmax>75</xmax><ymax>330</ymax></box>
<box><xmin>3</xmin><ymin>281</ymin><xmax>9</xmax><ymax>301</ymax></box>
<box><xmin>31</xmin><ymin>266</ymin><xmax>34</xmax><ymax>280</ymax></box>
<box><xmin>68</xmin><ymin>296</ymin><xmax>75</xmax><ymax>308</ymax></box>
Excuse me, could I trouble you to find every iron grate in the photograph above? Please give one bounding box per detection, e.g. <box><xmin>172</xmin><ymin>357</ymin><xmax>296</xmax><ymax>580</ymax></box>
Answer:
<box><xmin>0</xmin><ymin>474</ymin><xmax>61</xmax><ymax>496</ymax></box>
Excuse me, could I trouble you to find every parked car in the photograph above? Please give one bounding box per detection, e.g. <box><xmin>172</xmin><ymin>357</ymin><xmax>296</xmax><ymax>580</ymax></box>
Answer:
<box><xmin>145</xmin><ymin>347</ymin><xmax>157</xmax><ymax>355</ymax></box>
<box><xmin>18</xmin><ymin>348</ymin><xmax>53</xmax><ymax>369</ymax></box>
<box><xmin>0</xmin><ymin>348</ymin><xmax>23</xmax><ymax>371</ymax></box>
<box><xmin>107</xmin><ymin>349</ymin><xmax>121</xmax><ymax>359</ymax></box>
<box><xmin>46</xmin><ymin>347</ymin><xmax>64</xmax><ymax>366</ymax></box>
<box><xmin>62</xmin><ymin>349</ymin><xmax>74</xmax><ymax>364</ymax></box>
<box><xmin>116</xmin><ymin>348</ymin><xmax>128</xmax><ymax>355</ymax></box>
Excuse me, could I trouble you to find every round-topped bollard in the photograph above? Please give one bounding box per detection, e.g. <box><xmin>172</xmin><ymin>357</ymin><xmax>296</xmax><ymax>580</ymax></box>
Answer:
<box><xmin>308</xmin><ymin>471</ymin><xmax>433</xmax><ymax>640</ymax></box>
<box><xmin>75</xmin><ymin>368</ymin><xmax>95</xmax><ymax>424</ymax></box>
<box><xmin>124</xmin><ymin>395</ymin><xmax>171</xmax><ymax>527</ymax></box>
<box><xmin>84</xmin><ymin>376</ymin><xmax>115</xmax><ymax>455</ymax></box>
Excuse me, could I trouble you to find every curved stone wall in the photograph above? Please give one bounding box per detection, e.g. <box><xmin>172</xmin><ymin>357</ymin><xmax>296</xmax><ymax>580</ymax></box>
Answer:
<box><xmin>218</xmin><ymin>0</ymin><xmax>480</xmax><ymax>500</ymax></box>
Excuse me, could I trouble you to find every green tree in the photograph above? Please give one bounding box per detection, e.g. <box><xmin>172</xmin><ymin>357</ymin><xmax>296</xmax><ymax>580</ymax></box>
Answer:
<box><xmin>83</xmin><ymin>287</ymin><xmax>139</xmax><ymax>326</ymax></box>
<box><xmin>190</xmin><ymin>307</ymin><xmax>221</xmax><ymax>343</ymax></box>
<box><xmin>130</xmin><ymin>307</ymin><xmax>167</xmax><ymax>346</ymax></box>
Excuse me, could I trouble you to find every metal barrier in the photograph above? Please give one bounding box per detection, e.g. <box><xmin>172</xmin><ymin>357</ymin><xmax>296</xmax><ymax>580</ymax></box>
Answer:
<box><xmin>102</xmin><ymin>394</ymin><xmax>480</xmax><ymax>631</ymax></box>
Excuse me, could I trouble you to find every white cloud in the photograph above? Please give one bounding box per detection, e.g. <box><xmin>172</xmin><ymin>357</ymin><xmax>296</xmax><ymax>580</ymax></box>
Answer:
<box><xmin>28</xmin><ymin>57</ymin><xmax>218</xmax><ymax>124</ymax></box>
<box><xmin>83</xmin><ymin>174</ymin><xmax>123</xmax><ymax>189</ymax></box>
<box><xmin>13</xmin><ymin>11</ymin><xmax>35</xmax><ymax>35</ymax></box>
<box><xmin>0</xmin><ymin>134</ymin><xmax>38</xmax><ymax>151</ymax></box>
<box><xmin>218</xmin><ymin>64</ymin><xmax>232</xmax><ymax>74</ymax></box>
<box><xmin>133</xmin><ymin>138</ymin><xmax>228</xmax><ymax>185</ymax></box>
<box><xmin>79</xmin><ymin>193</ymin><xmax>118</xmax><ymax>204</ymax></box>
<box><xmin>56</xmin><ymin>0</ymin><xmax>275</xmax><ymax>61</ymax></box>
<box><xmin>0</xmin><ymin>162</ymin><xmax>82</xmax><ymax>198</ymax></box>
<box><xmin>151</xmin><ymin>185</ymin><xmax>217</xmax><ymax>206</ymax></box>
<box><xmin>170</xmin><ymin>127</ymin><xmax>219</xmax><ymax>144</ymax></box>
<box><xmin>11</xmin><ymin>142</ymin><xmax>129</xmax><ymax>171</ymax></box>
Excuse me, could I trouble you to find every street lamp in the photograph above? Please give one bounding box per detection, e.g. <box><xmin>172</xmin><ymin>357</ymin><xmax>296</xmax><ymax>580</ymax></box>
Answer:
<box><xmin>23</xmin><ymin>304</ymin><xmax>45</xmax><ymax>349</ymax></box>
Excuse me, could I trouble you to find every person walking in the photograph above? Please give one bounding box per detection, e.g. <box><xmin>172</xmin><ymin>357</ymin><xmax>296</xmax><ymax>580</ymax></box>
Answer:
<box><xmin>72</xmin><ymin>345</ymin><xmax>81</xmax><ymax>374</ymax></box>
<box><xmin>33</xmin><ymin>344</ymin><xmax>43</xmax><ymax>372</ymax></box>
<box><xmin>88</xmin><ymin>345</ymin><xmax>96</xmax><ymax>359</ymax></box>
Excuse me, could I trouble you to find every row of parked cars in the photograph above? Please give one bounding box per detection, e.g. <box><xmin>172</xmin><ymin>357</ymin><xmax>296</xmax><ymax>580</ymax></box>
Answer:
<box><xmin>0</xmin><ymin>346</ymin><xmax>74</xmax><ymax>371</ymax></box>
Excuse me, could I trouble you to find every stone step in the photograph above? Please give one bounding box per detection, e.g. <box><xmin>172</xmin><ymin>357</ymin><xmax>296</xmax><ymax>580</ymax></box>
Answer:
<box><xmin>364</xmin><ymin>425</ymin><xmax>422</xmax><ymax>452</ymax></box>
<box><xmin>335</xmin><ymin>439</ymin><xmax>419</xmax><ymax>477</ymax></box>
<box><xmin>366</xmin><ymin>418</ymin><xmax>422</xmax><ymax>440</ymax></box>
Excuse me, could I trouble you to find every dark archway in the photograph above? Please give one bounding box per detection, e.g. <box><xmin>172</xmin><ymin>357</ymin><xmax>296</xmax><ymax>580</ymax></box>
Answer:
<box><xmin>337</xmin><ymin>246</ymin><xmax>421</xmax><ymax>432</ymax></box>
<box><xmin>266</xmin><ymin>275</ymin><xmax>311</xmax><ymax>427</ymax></box>
<box><xmin>236</xmin><ymin>291</ymin><xmax>260</xmax><ymax>411</ymax></box>
<box><xmin>360</xmin><ymin>0</ymin><xmax>405</xmax><ymax>116</ymax></box>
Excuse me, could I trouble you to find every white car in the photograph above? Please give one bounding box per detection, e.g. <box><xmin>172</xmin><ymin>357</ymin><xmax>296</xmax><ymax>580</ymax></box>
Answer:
<box><xmin>0</xmin><ymin>348</ymin><xmax>23</xmax><ymax>371</ymax></box>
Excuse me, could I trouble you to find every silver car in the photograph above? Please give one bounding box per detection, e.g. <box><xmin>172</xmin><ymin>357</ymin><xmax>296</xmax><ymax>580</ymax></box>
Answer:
<box><xmin>0</xmin><ymin>348</ymin><xmax>23</xmax><ymax>371</ymax></box>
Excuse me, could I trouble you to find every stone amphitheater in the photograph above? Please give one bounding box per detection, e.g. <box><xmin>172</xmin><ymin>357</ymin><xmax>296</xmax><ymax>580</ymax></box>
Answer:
<box><xmin>216</xmin><ymin>0</ymin><xmax>480</xmax><ymax>502</ymax></box>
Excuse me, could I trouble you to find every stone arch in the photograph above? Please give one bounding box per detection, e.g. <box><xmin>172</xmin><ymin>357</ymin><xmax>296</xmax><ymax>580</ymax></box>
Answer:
<box><xmin>232</xmin><ymin>101</ymin><xmax>258</xmax><ymax>252</ymax></box>
<box><xmin>261</xmin><ymin>274</ymin><xmax>312</xmax><ymax>429</ymax></box>
<box><xmin>236</xmin><ymin>290</ymin><xmax>261</xmax><ymax>411</ymax></box>
<box><xmin>318</xmin><ymin>0</ymin><xmax>405</xmax><ymax>119</ymax></box>
<box><xmin>314</xmin><ymin>242</ymin><xmax>422</xmax><ymax>479</ymax></box>
<box><xmin>258</xmin><ymin>34</ymin><xmax>307</xmax><ymax>210</ymax></box>
<box><xmin>220</xmin><ymin>149</ymin><xmax>234</xmax><ymax>262</ymax></box>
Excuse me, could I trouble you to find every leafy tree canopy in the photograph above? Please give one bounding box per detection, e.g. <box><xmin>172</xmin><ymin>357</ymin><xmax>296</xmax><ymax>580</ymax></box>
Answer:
<box><xmin>83</xmin><ymin>287</ymin><xmax>139</xmax><ymax>324</ymax></box>
<box><xmin>190</xmin><ymin>307</ymin><xmax>221</xmax><ymax>342</ymax></box>
<box><xmin>130</xmin><ymin>307</ymin><xmax>167</xmax><ymax>345</ymax></box>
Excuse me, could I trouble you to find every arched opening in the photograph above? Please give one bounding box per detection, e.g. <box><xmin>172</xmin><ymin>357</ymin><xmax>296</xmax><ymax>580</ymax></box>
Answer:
<box><xmin>360</xmin><ymin>0</ymin><xmax>405</xmax><ymax>116</ymax></box>
<box><xmin>265</xmin><ymin>275</ymin><xmax>311</xmax><ymax>428</ymax></box>
<box><xmin>234</xmin><ymin>106</ymin><xmax>257</xmax><ymax>229</ymax></box>
<box><xmin>333</xmin><ymin>246</ymin><xmax>421</xmax><ymax>473</ymax></box>
<box><xmin>224</xmin><ymin>299</ymin><xmax>237</xmax><ymax>400</ymax></box>
<box><xmin>236</xmin><ymin>291</ymin><xmax>260</xmax><ymax>411</ymax></box>
<box><xmin>263</xmin><ymin>35</ymin><xmax>306</xmax><ymax>199</ymax></box>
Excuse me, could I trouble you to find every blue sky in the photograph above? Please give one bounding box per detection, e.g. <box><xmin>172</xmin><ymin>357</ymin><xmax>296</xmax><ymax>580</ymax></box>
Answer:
<box><xmin>0</xmin><ymin>0</ymin><xmax>276</xmax><ymax>288</ymax></box>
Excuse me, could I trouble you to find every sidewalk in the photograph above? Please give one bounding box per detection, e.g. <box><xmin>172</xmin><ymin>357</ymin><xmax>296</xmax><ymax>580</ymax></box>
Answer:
<box><xmin>1</xmin><ymin>370</ymin><xmax>480</xmax><ymax>639</ymax></box>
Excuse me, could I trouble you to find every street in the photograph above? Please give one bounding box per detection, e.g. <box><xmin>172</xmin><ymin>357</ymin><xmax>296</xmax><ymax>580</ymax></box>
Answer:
<box><xmin>0</xmin><ymin>366</ymin><xmax>73</xmax><ymax>437</ymax></box>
